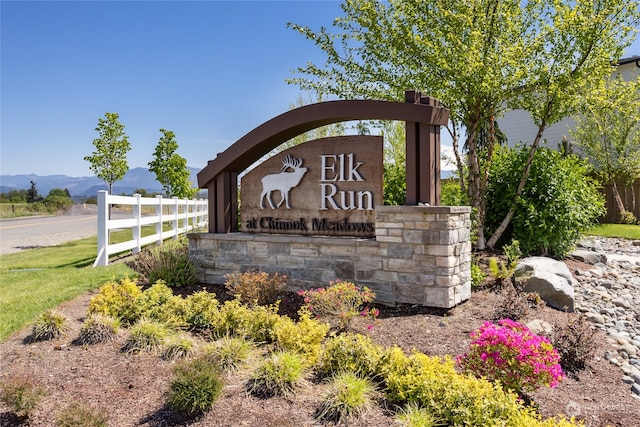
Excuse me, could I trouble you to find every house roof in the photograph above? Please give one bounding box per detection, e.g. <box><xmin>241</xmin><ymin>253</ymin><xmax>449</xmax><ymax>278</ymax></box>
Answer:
<box><xmin>616</xmin><ymin>56</ymin><xmax>640</xmax><ymax>67</ymax></box>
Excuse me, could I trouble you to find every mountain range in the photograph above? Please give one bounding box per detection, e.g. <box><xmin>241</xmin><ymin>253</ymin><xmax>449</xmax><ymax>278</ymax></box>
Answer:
<box><xmin>0</xmin><ymin>167</ymin><xmax>202</xmax><ymax>197</ymax></box>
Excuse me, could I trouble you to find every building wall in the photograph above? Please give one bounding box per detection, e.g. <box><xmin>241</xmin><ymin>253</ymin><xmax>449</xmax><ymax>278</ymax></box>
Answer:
<box><xmin>189</xmin><ymin>205</ymin><xmax>472</xmax><ymax>309</ymax></box>
<box><xmin>500</xmin><ymin>59</ymin><xmax>639</xmax><ymax>148</ymax></box>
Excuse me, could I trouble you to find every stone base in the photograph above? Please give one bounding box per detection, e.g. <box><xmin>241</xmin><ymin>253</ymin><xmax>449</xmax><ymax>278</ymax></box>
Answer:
<box><xmin>189</xmin><ymin>206</ymin><xmax>471</xmax><ymax>308</ymax></box>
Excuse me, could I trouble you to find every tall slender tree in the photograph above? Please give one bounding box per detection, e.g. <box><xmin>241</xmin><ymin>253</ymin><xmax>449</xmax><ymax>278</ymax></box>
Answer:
<box><xmin>571</xmin><ymin>74</ymin><xmax>640</xmax><ymax>221</ymax></box>
<box><xmin>148</xmin><ymin>129</ymin><xmax>196</xmax><ymax>198</ymax></box>
<box><xmin>84</xmin><ymin>112</ymin><xmax>131</xmax><ymax>195</ymax></box>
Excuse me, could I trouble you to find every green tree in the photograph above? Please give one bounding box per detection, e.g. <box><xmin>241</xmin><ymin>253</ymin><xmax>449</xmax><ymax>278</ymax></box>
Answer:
<box><xmin>288</xmin><ymin>0</ymin><xmax>638</xmax><ymax>250</ymax></box>
<box><xmin>26</xmin><ymin>181</ymin><xmax>42</xmax><ymax>203</ymax></box>
<box><xmin>148</xmin><ymin>129</ymin><xmax>196</xmax><ymax>198</ymax></box>
<box><xmin>84</xmin><ymin>112</ymin><xmax>131</xmax><ymax>195</ymax></box>
<box><xmin>571</xmin><ymin>74</ymin><xmax>640</xmax><ymax>222</ymax></box>
<box><xmin>48</xmin><ymin>188</ymin><xmax>71</xmax><ymax>198</ymax></box>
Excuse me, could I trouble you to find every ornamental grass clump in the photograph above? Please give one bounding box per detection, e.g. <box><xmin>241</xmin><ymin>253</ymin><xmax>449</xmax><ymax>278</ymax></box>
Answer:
<box><xmin>77</xmin><ymin>314</ymin><xmax>120</xmax><ymax>344</ymax></box>
<box><xmin>315</xmin><ymin>372</ymin><xmax>378</xmax><ymax>423</ymax></box>
<box><xmin>31</xmin><ymin>310</ymin><xmax>67</xmax><ymax>341</ymax></box>
<box><xmin>298</xmin><ymin>280</ymin><xmax>377</xmax><ymax>331</ymax></box>
<box><xmin>457</xmin><ymin>319</ymin><xmax>563</xmax><ymax>395</ymax></box>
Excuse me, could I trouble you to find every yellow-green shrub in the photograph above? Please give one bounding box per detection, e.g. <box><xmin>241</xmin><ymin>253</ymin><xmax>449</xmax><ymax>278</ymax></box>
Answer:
<box><xmin>182</xmin><ymin>290</ymin><xmax>220</xmax><ymax>330</ymax></box>
<box><xmin>88</xmin><ymin>277</ymin><xmax>142</xmax><ymax>324</ymax></box>
<box><xmin>380</xmin><ymin>348</ymin><xmax>583</xmax><ymax>427</ymax></box>
<box><xmin>272</xmin><ymin>311</ymin><xmax>330</xmax><ymax>366</ymax></box>
<box><xmin>317</xmin><ymin>332</ymin><xmax>383</xmax><ymax>379</ymax></box>
<box><xmin>211</xmin><ymin>299</ymin><xmax>280</xmax><ymax>342</ymax></box>
<box><xmin>135</xmin><ymin>281</ymin><xmax>188</xmax><ymax>328</ymax></box>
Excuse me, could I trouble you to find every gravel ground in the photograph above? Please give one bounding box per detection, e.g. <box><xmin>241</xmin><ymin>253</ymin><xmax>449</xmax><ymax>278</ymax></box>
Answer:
<box><xmin>0</xmin><ymin>228</ymin><xmax>97</xmax><ymax>255</ymax></box>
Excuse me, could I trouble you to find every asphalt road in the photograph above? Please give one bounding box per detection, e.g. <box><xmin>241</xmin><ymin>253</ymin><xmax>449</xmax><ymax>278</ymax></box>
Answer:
<box><xmin>0</xmin><ymin>204</ymin><xmax>99</xmax><ymax>255</ymax></box>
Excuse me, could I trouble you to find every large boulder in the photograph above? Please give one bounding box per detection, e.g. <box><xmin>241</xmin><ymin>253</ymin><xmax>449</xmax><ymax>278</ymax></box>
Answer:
<box><xmin>515</xmin><ymin>257</ymin><xmax>575</xmax><ymax>312</ymax></box>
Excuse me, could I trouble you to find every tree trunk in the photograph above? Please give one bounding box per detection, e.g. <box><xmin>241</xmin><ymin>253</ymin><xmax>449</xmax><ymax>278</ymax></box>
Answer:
<box><xmin>466</xmin><ymin>105</ymin><xmax>484</xmax><ymax>249</ymax></box>
<box><xmin>611</xmin><ymin>181</ymin><xmax>626</xmax><ymax>217</ymax></box>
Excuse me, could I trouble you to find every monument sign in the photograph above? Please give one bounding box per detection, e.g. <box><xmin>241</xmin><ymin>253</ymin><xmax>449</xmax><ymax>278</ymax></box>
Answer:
<box><xmin>240</xmin><ymin>135</ymin><xmax>383</xmax><ymax>237</ymax></box>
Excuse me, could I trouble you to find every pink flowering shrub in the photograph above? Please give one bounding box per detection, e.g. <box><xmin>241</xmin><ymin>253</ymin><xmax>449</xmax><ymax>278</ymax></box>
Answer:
<box><xmin>297</xmin><ymin>280</ymin><xmax>378</xmax><ymax>331</ymax></box>
<box><xmin>456</xmin><ymin>319</ymin><xmax>563</xmax><ymax>395</ymax></box>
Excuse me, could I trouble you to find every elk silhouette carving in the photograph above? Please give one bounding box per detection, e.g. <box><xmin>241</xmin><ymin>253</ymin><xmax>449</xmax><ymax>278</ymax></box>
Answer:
<box><xmin>260</xmin><ymin>155</ymin><xmax>308</xmax><ymax>209</ymax></box>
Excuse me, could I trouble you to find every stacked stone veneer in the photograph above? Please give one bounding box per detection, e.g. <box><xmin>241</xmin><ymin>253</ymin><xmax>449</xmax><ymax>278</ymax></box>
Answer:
<box><xmin>189</xmin><ymin>205</ymin><xmax>472</xmax><ymax>308</ymax></box>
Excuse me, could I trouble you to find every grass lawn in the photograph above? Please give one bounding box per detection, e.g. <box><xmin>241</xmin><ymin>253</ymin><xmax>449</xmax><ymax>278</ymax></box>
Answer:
<box><xmin>588</xmin><ymin>223</ymin><xmax>640</xmax><ymax>239</ymax></box>
<box><xmin>0</xmin><ymin>235</ymin><xmax>137</xmax><ymax>342</ymax></box>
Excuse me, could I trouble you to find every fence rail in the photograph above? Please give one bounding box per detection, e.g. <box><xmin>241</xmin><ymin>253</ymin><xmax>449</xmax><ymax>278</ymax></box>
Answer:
<box><xmin>93</xmin><ymin>190</ymin><xmax>208</xmax><ymax>267</ymax></box>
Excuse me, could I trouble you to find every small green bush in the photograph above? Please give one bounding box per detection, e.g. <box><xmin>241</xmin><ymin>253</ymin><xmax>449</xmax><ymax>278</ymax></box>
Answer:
<box><xmin>122</xmin><ymin>318</ymin><xmax>169</xmax><ymax>353</ymax></box>
<box><xmin>485</xmin><ymin>145</ymin><xmax>605</xmax><ymax>257</ymax></box>
<box><xmin>470</xmin><ymin>262</ymin><xmax>486</xmax><ymax>288</ymax></box>
<box><xmin>315</xmin><ymin>372</ymin><xmax>377</xmax><ymax>423</ymax></box>
<box><xmin>0</xmin><ymin>376</ymin><xmax>46</xmax><ymax>422</ymax></box>
<box><xmin>32</xmin><ymin>310</ymin><xmax>67</xmax><ymax>341</ymax></box>
<box><xmin>272</xmin><ymin>311</ymin><xmax>330</xmax><ymax>366</ymax></box>
<box><xmin>183</xmin><ymin>290</ymin><xmax>220</xmax><ymax>330</ymax></box>
<box><xmin>162</xmin><ymin>333</ymin><xmax>195</xmax><ymax>360</ymax></box>
<box><xmin>551</xmin><ymin>313</ymin><xmax>598</xmax><ymax>374</ymax></box>
<box><xmin>126</xmin><ymin>238</ymin><xmax>199</xmax><ymax>287</ymax></box>
<box><xmin>203</xmin><ymin>335</ymin><xmax>255</xmax><ymax>372</ymax></box>
<box><xmin>55</xmin><ymin>402</ymin><xmax>109</xmax><ymax>427</ymax></box>
<box><xmin>77</xmin><ymin>314</ymin><xmax>120</xmax><ymax>344</ymax></box>
<box><xmin>224</xmin><ymin>271</ymin><xmax>288</xmax><ymax>307</ymax></box>
<box><xmin>619</xmin><ymin>210</ymin><xmax>638</xmax><ymax>225</ymax></box>
<box><xmin>167</xmin><ymin>356</ymin><xmax>224</xmax><ymax>415</ymax></box>
<box><xmin>89</xmin><ymin>277</ymin><xmax>143</xmax><ymax>325</ymax></box>
<box><xmin>317</xmin><ymin>332</ymin><xmax>383</xmax><ymax>379</ymax></box>
<box><xmin>210</xmin><ymin>299</ymin><xmax>280</xmax><ymax>342</ymax></box>
<box><xmin>135</xmin><ymin>281</ymin><xmax>189</xmax><ymax>328</ymax></box>
<box><xmin>248</xmin><ymin>351</ymin><xmax>306</xmax><ymax>398</ymax></box>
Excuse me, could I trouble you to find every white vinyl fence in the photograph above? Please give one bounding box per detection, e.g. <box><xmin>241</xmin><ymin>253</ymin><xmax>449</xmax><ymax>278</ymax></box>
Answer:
<box><xmin>93</xmin><ymin>190</ymin><xmax>208</xmax><ymax>267</ymax></box>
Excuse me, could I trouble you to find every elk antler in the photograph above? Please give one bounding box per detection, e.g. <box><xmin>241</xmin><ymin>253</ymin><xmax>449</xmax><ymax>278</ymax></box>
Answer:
<box><xmin>281</xmin><ymin>154</ymin><xmax>302</xmax><ymax>171</ymax></box>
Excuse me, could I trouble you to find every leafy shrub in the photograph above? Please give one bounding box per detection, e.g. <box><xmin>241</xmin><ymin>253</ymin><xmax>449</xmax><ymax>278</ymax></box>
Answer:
<box><xmin>0</xmin><ymin>376</ymin><xmax>46</xmax><ymax>422</ymax></box>
<box><xmin>183</xmin><ymin>290</ymin><xmax>220</xmax><ymax>330</ymax></box>
<box><xmin>162</xmin><ymin>333</ymin><xmax>195</xmax><ymax>360</ymax></box>
<box><xmin>485</xmin><ymin>145</ymin><xmax>605</xmax><ymax>257</ymax></box>
<box><xmin>89</xmin><ymin>277</ymin><xmax>143</xmax><ymax>324</ymax></box>
<box><xmin>167</xmin><ymin>356</ymin><xmax>224</xmax><ymax>415</ymax></box>
<box><xmin>136</xmin><ymin>281</ymin><xmax>189</xmax><ymax>328</ymax></box>
<box><xmin>32</xmin><ymin>310</ymin><xmax>67</xmax><ymax>341</ymax></box>
<box><xmin>317</xmin><ymin>332</ymin><xmax>383</xmax><ymax>379</ymax></box>
<box><xmin>315</xmin><ymin>372</ymin><xmax>377</xmax><ymax>423</ymax></box>
<box><xmin>551</xmin><ymin>314</ymin><xmax>598</xmax><ymax>374</ymax></box>
<box><xmin>211</xmin><ymin>299</ymin><xmax>280</xmax><ymax>342</ymax></box>
<box><xmin>248</xmin><ymin>351</ymin><xmax>306</xmax><ymax>398</ymax></box>
<box><xmin>457</xmin><ymin>319</ymin><xmax>563</xmax><ymax>395</ymax></box>
<box><xmin>224</xmin><ymin>271</ymin><xmax>288</xmax><ymax>307</ymax></box>
<box><xmin>127</xmin><ymin>238</ymin><xmax>199</xmax><ymax>288</ymax></box>
<box><xmin>395</xmin><ymin>402</ymin><xmax>443</xmax><ymax>427</ymax></box>
<box><xmin>440</xmin><ymin>178</ymin><xmax>467</xmax><ymax>206</ymax></box>
<box><xmin>619</xmin><ymin>210</ymin><xmax>638</xmax><ymax>225</ymax></box>
<box><xmin>470</xmin><ymin>261</ymin><xmax>486</xmax><ymax>288</ymax></box>
<box><xmin>272</xmin><ymin>311</ymin><xmax>330</xmax><ymax>366</ymax></box>
<box><xmin>298</xmin><ymin>280</ymin><xmax>377</xmax><ymax>331</ymax></box>
<box><xmin>122</xmin><ymin>318</ymin><xmax>169</xmax><ymax>353</ymax></box>
<box><xmin>203</xmin><ymin>335</ymin><xmax>255</xmax><ymax>372</ymax></box>
<box><xmin>77</xmin><ymin>314</ymin><xmax>120</xmax><ymax>344</ymax></box>
<box><xmin>381</xmin><ymin>349</ymin><xmax>543</xmax><ymax>426</ymax></box>
<box><xmin>55</xmin><ymin>402</ymin><xmax>108</xmax><ymax>427</ymax></box>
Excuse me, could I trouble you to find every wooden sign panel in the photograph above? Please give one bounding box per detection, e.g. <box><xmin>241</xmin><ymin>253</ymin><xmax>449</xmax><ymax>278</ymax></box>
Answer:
<box><xmin>240</xmin><ymin>135</ymin><xmax>383</xmax><ymax>237</ymax></box>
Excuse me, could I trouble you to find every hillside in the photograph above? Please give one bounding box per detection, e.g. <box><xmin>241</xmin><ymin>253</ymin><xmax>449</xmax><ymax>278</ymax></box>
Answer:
<box><xmin>0</xmin><ymin>167</ymin><xmax>201</xmax><ymax>197</ymax></box>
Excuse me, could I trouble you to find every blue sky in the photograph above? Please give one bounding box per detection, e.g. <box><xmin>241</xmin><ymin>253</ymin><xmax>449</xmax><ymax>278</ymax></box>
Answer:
<box><xmin>1</xmin><ymin>1</ymin><xmax>639</xmax><ymax>178</ymax></box>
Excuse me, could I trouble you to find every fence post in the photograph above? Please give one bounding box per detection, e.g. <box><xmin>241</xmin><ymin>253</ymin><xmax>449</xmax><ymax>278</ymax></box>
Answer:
<box><xmin>96</xmin><ymin>190</ymin><xmax>109</xmax><ymax>266</ymax></box>
<box><xmin>156</xmin><ymin>195</ymin><xmax>163</xmax><ymax>246</ymax></box>
<box><xmin>132</xmin><ymin>194</ymin><xmax>142</xmax><ymax>254</ymax></box>
<box><xmin>172</xmin><ymin>196</ymin><xmax>179</xmax><ymax>240</ymax></box>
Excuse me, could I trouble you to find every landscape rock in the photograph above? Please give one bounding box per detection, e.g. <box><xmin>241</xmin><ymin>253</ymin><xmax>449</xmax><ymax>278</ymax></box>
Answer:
<box><xmin>569</xmin><ymin>249</ymin><xmax>607</xmax><ymax>265</ymax></box>
<box><xmin>515</xmin><ymin>257</ymin><xmax>575</xmax><ymax>311</ymax></box>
